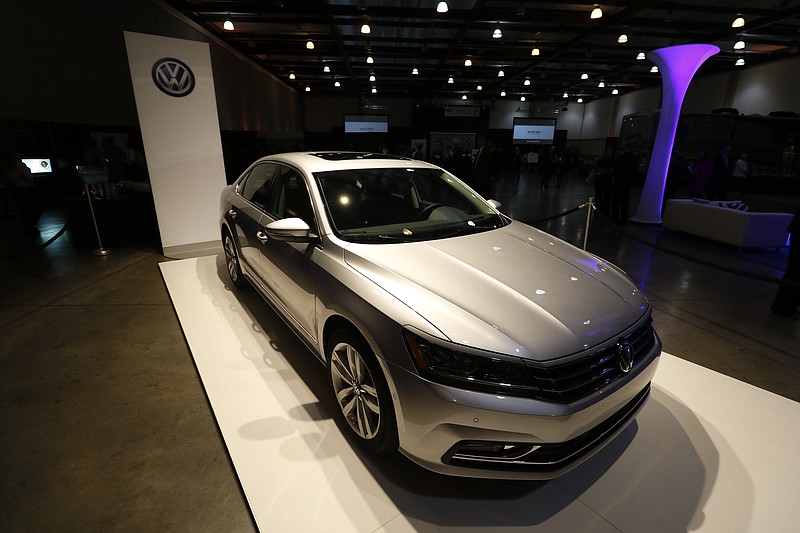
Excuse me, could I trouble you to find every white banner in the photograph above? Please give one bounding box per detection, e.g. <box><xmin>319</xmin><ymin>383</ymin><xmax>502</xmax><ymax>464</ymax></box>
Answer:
<box><xmin>445</xmin><ymin>105</ymin><xmax>480</xmax><ymax>117</ymax></box>
<box><xmin>124</xmin><ymin>31</ymin><xmax>227</xmax><ymax>257</ymax></box>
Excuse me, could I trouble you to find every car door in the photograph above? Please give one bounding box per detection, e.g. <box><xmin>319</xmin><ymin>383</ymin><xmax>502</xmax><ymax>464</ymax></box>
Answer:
<box><xmin>229</xmin><ymin>162</ymin><xmax>279</xmax><ymax>285</ymax></box>
<box><xmin>259</xmin><ymin>164</ymin><xmax>319</xmax><ymax>341</ymax></box>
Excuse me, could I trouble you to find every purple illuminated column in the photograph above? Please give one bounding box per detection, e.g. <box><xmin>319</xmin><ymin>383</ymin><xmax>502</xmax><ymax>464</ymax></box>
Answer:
<box><xmin>631</xmin><ymin>44</ymin><xmax>719</xmax><ymax>224</ymax></box>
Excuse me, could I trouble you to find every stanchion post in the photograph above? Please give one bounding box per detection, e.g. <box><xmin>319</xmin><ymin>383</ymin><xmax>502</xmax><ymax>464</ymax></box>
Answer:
<box><xmin>582</xmin><ymin>197</ymin><xmax>595</xmax><ymax>250</ymax></box>
<box><xmin>84</xmin><ymin>183</ymin><xmax>111</xmax><ymax>256</ymax></box>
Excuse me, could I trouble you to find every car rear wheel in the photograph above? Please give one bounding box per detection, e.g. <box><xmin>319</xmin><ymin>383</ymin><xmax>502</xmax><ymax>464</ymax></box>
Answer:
<box><xmin>223</xmin><ymin>230</ymin><xmax>248</xmax><ymax>289</ymax></box>
<box><xmin>327</xmin><ymin>329</ymin><xmax>398</xmax><ymax>454</ymax></box>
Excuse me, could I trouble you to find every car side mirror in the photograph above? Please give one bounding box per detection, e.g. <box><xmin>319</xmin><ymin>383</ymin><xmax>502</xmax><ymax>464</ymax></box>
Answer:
<box><xmin>265</xmin><ymin>217</ymin><xmax>315</xmax><ymax>242</ymax></box>
<box><xmin>487</xmin><ymin>199</ymin><xmax>502</xmax><ymax>210</ymax></box>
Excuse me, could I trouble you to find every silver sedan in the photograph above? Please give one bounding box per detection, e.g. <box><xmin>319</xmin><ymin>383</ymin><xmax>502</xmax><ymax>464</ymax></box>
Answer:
<box><xmin>219</xmin><ymin>152</ymin><xmax>660</xmax><ymax>479</ymax></box>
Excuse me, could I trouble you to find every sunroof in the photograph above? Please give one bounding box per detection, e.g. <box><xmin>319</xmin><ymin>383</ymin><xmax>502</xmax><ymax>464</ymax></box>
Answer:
<box><xmin>311</xmin><ymin>152</ymin><xmax>408</xmax><ymax>161</ymax></box>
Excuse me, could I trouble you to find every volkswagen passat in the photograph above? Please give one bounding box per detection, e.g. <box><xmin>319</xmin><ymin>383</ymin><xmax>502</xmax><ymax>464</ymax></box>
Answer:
<box><xmin>220</xmin><ymin>152</ymin><xmax>660</xmax><ymax>479</ymax></box>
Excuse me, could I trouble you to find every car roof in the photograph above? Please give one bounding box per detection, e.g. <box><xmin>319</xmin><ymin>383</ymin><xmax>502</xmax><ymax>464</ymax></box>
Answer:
<box><xmin>255</xmin><ymin>152</ymin><xmax>441</xmax><ymax>174</ymax></box>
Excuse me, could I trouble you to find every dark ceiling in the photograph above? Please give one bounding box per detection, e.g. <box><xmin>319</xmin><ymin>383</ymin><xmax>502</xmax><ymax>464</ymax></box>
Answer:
<box><xmin>163</xmin><ymin>0</ymin><xmax>800</xmax><ymax>105</ymax></box>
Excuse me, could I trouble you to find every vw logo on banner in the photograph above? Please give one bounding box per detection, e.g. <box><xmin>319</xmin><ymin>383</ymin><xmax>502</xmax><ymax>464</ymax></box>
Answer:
<box><xmin>151</xmin><ymin>57</ymin><xmax>195</xmax><ymax>97</ymax></box>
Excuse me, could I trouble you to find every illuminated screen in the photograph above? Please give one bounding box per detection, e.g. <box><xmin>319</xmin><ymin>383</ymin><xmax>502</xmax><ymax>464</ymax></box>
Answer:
<box><xmin>22</xmin><ymin>158</ymin><xmax>53</xmax><ymax>174</ymax></box>
<box><xmin>512</xmin><ymin>118</ymin><xmax>556</xmax><ymax>144</ymax></box>
<box><xmin>344</xmin><ymin>114</ymin><xmax>389</xmax><ymax>133</ymax></box>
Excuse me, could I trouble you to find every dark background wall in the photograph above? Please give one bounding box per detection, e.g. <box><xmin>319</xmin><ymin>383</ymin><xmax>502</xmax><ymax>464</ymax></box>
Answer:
<box><xmin>0</xmin><ymin>0</ymin><xmax>302</xmax><ymax>131</ymax></box>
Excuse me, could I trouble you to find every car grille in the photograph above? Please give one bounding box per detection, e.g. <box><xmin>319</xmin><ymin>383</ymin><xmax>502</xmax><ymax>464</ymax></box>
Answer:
<box><xmin>523</xmin><ymin>318</ymin><xmax>657</xmax><ymax>404</ymax></box>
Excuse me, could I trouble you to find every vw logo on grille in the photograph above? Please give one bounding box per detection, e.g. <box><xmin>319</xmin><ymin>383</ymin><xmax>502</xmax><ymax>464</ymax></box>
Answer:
<box><xmin>616</xmin><ymin>339</ymin><xmax>634</xmax><ymax>373</ymax></box>
<box><xmin>151</xmin><ymin>57</ymin><xmax>195</xmax><ymax>97</ymax></box>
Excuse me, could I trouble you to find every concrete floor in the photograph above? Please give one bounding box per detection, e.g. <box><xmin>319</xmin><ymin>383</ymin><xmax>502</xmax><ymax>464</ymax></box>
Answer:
<box><xmin>1</xmin><ymin>170</ymin><xmax>798</xmax><ymax>532</ymax></box>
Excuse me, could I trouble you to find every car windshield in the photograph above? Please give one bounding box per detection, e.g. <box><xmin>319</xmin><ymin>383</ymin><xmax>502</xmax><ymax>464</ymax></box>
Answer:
<box><xmin>314</xmin><ymin>167</ymin><xmax>507</xmax><ymax>243</ymax></box>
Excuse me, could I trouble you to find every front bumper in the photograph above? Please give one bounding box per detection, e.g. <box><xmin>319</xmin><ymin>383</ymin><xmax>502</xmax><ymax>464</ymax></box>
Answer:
<box><xmin>385</xmin><ymin>335</ymin><xmax>661</xmax><ymax>480</ymax></box>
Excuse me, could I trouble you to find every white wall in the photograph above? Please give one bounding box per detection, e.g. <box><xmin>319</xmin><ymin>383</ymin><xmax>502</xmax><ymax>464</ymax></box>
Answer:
<box><xmin>683</xmin><ymin>71</ymin><xmax>730</xmax><ymax>114</ymax></box>
<box><xmin>732</xmin><ymin>55</ymin><xmax>800</xmax><ymax>115</ymax></box>
<box><xmin>489</xmin><ymin>100</ymin><xmax>531</xmax><ymax>129</ymax></box>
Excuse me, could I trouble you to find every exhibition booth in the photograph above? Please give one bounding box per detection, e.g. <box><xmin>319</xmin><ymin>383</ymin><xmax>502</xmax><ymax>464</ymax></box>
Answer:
<box><xmin>161</xmin><ymin>255</ymin><xmax>799</xmax><ymax>533</ymax></box>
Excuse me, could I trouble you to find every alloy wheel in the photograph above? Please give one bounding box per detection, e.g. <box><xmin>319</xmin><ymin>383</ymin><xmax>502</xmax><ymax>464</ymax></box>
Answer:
<box><xmin>223</xmin><ymin>231</ymin><xmax>246</xmax><ymax>288</ymax></box>
<box><xmin>330</xmin><ymin>341</ymin><xmax>381</xmax><ymax>440</ymax></box>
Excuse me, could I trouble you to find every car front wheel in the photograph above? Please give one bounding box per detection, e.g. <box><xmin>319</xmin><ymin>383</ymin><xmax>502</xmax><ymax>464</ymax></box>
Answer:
<box><xmin>327</xmin><ymin>329</ymin><xmax>398</xmax><ymax>454</ymax></box>
<box><xmin>223</xmin><ymin>230</ymin><xmax>248</xmax><ymax>289</ymax></box>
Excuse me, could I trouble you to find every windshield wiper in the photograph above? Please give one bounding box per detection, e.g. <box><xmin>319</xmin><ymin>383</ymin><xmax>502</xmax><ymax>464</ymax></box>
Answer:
<box><xmin>346</xmin><ymin>233</ymin><xmax>414</xmax><ymax>243</ymax></box>
<box><xmin>438</xmin><ymin>223</ymin><xmax>498</xmax><ymax>239</ymax></box>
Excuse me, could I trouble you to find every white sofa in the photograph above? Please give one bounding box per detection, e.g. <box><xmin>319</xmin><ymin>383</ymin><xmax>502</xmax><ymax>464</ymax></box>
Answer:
<box><xmin>662</xmin><ymin>199</ymin><xmax>793</xmax><ymax>249</ymax></box>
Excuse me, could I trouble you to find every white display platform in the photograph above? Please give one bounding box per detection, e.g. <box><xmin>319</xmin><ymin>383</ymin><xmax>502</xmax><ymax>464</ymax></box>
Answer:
<box><xmin>161</xmin><ymin>256</ymin><xmax>800</xmax><ymax>532</ymax></box>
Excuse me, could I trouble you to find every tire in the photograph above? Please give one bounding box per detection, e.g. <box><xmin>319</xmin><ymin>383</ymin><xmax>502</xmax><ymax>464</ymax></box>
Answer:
<box><xmin>327</xmin><ymin>328</ymin><xmax>398</xmax><ymax>454</ymax></box>
<box><xmin>223</xmin><ymin>229</ymin><xmax>248</xmax><ymax>289</ymax></box>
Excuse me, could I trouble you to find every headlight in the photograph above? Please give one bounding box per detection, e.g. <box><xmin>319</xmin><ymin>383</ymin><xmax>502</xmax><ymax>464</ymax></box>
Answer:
<box><xmin>403</xmin><ymin>330</ymin><xmax>539</xmax><ymax>397</ymax></box>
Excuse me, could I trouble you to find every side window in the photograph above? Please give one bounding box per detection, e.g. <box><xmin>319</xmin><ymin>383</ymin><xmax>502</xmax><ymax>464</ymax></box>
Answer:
<box><xmin>239</xmin><ymin>163</ymin><xmax>278</xmax><ymax>209</ymax></box>
<box><xmin>266</xmin><ymin>166</ymin><xmax>315</xmax><ymax>227</ymax></box>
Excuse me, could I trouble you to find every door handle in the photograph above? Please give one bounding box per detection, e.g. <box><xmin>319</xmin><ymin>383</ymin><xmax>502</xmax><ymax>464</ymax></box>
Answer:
<box><xmin>256</xmin><ymin>231</ymin><xmax>269</xmax><ymax>243</ymax></box>
<box><xmin>228</xmin><ymin>209</ymin><xmax>237</xmax><ymax>219</ymax></box>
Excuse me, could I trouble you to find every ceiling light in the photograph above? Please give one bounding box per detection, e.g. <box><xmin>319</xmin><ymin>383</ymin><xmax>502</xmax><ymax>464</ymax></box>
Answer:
<box><xmin>732</xmin><ymin>16</ymin><xmax>745</xmax><ymax>28</ymax></box>
<box><xmin>736</xmin><ymin>58</ymin><xmax>745</xmax><ymax>66</ymax></box>
<box><xmin>650</xmin><ymin>66</ymin><xmax>659</xmax><ymax>73</ymax></box>
<box><xmin>306</xmin><ymin>40</ymin><xmax>314</xmax><ymax>50</ymax></box>
<box><xmin>590</xmin><ymin>6</ymin><xmax>603</xmax><ymax>19</ymax></box>
<box><xmin>524</xmin><ymin>79</ymin><xmax>531</xmax><ymax>86</ymax></box>
<box><xmin>498</xmin><ymin>70</ymin><xmax>505</xmax><ymax>77</ymax></box>
<box><xmin>334</xmin><ymin>81</ymin><xmax>341</xmax><ymax>87</ymax></box>
<box><xmin>360</xmin><ymin>23</ymin><xmax>371</xmax><ymax>34</ymax></box>
<box><xmin>598</xmin><ymin>81</ymin><xmax>605</xmax><ymax>88</ymax></box>
<box><xmin>323</xmin><ymin>65</ymin><xmax>330</xmax><ymax>73</ymax></box>
<box><xmin>371</xmin><ymin>87</ymin><xmax>377</xmax><ymax>94</ymax></box>
<box><xmin>581</xmin><ymin>73</ymin><xmax>589</xmax><ymax>80</ymax></box>
<box><xmin>500</xmin><ymin>91</ymin><xmax>506</xmax><ymax>97</ymax></box>
<box><xmin>464</xmin><ymin>59</ymin><xmax>473</xmax><ymax>67</ymax></box>
<box><xmin>531</xmin><ymin>47</ymin><xmax>540</xmax><ymax>56</ymax></box>
<box><xmin>637</xmin><ymin>51</ymin><xmax>646</xmax><ymax>60</ymax></box>
<box><xmin>520</xmin><ymin>96</ymin><xmax>526</xmax><ymax>102</ymax></box>
<box><xmin>477</xmin><ymin>85</ymin><xmax>483</xmax><ymax>91</ymax></box>
<box><xmin>578</xmin><ymin>97</ymin><xmax>584</xmax><ymax>103</ymax></box>
<box><xmin>436</xmin><ymin>1</ymin><xmax>448</xmax><ymax>13</ymax></box>
<box><xmin>412</xmin><ymin>67</ymin><xmax>419</xmax><ymax>75</ymax></box>
<box><xmin>448</xmin><ymin>76</ymin><xmax>454</xmax><ymax>83</ymax></box>
<box><xmin>369</xmin><ymin>74</ymin><xmax>376</xmax><ymax>82</ymax></box>
<box><xmin>734</xmin><ymin>40</ymin><xmax>745</xmax><ymax>50</ymax></box>
<box><xmin>618</xmin><ymin>34</ymin><xmax>628</xmax><ymax>44</ymax></box>
<box><xmin>289</xmin><ymin>73</ymin><xmax>296</xmax><ymax>80</ymax></box>
<box><xmin>562</xmin><ymin>92</ymin><xmax>569</xmax><ymax>99</ymax></box>
<box><xmin>366</xmin><ymin>56</ymin><xmax>374</xmax><ymax>64</ymax></box>
<box><xmin>305</xmin><ymin>86</ymin><xmax>311</xmax><ymax>92</ymax></box>
<box><xmin>493</xmin><ymin>28</ymin><xmax>502</xmax><ymax>39</ymax></box>
<box><xmin>462</xmin><ymin>95</ymin><xmax>467</xmax><ymax>100</ymax></box>
<box><xmin>612</xmin><ymin>88</ymin><xmax>619</xmax><ymax>95</ymax></box>
<box><xmin>223</xmin><ymin>17</ymin><xmax>234</xmax><ymax>31</ymax></box>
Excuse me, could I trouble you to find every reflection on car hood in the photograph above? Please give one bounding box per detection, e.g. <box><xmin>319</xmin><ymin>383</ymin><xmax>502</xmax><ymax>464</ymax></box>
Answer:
<box><xmin>343</xmin><ymin>221</ymin><xmax>648</xmax><ymax>361</ymax></box>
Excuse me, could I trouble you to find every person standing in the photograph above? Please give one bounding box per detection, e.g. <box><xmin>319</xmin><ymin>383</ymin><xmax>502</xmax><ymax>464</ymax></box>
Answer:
<box><xmin>590</xmin><ymin>156</ymin><xmax>613</xmax><ymax>216</ymax></box>
<box><xmin>0</xmin><ymin>144</ymin><xmax>41</xmax><ymax>237</ymax></box>
<box><xmin>689</xmin><ymin>149</ymin><xmax>713</xmax><ymax>198</ymax></box>
<box><xmin>771</xmin><ymin>205</ymin><xmax>800</xmax><ymax>319</ymax></box>
<box><xmin>444</xmin><ymin>145</ymin><xmax>474</xmax><ymax>185</ymax></box>
<box><xmin>473</xmin><ymin>135</ymin><xmax>498</xmax><ymax>198</ymax></box>
<box><xmin>732</xmin><ymin>152</ymin><xmax>749</xmax><ymax>178</ymax></box>
<box><xmin>540</xmin><ymin>145</ymin><xmax>556</xmax><ymax>189</ymax></box>
<box><xmin>710</xmin><ymin>144</ymin><xmax>732</xmax><ymax>200</ymax></box>
<box><xmin>612</xmin><ymin>144</ymin><xmax>638</xmax><ymax>224</ymax></box>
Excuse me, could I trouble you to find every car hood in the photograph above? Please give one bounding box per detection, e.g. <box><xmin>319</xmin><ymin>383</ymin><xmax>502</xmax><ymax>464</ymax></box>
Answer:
<box><xmin>343</xmin><ymin>221</ymin><xmax>648</xmax><ymax>361</ymax></box>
